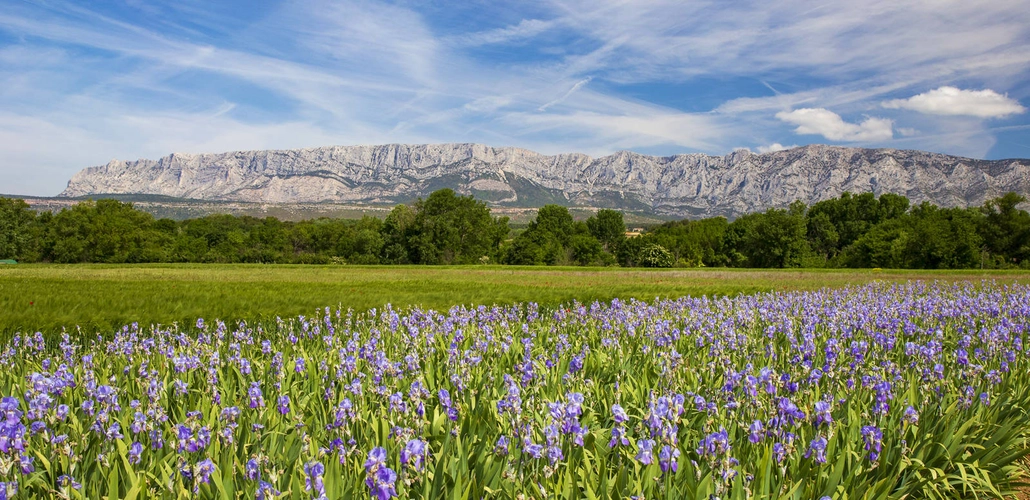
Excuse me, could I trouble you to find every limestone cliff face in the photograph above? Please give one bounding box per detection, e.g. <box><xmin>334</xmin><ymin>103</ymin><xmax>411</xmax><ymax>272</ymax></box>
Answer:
<box><xmin>60</xmin><ymin>143</ymin><xmax>1030</xmax><ymax>218</ymax></box>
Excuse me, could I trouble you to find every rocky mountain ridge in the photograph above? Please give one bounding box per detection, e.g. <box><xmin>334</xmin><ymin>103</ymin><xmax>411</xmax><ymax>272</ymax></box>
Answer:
<box><xmin>60</xmin><ymin>143</ymin><xmax>1030</xmax><ymax>218</ymax></box>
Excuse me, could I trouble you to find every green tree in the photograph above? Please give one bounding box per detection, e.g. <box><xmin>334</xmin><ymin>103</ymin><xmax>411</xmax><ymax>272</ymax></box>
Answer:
<box><xmin>503</xmin><ymin>232</ymin><xmax>546</xmax><ymax>265</ymax></box>
<box><xmin>841</xmin><ymin>204</ymin><xmax>983</xmax><ymax>269</ymax></box>
<box><xmin>906</xmin><ymin>204</ymin><xmax>982</xmax><ymax>269</ymax></box>
<box><xmin>246</xmin><ymin>217</ymin><xmax>292</xmax><ymax>262</ymax></box>
<box><xmin>178</xmin><ymin>214</ymin><xmax>252</xmax><ymax>263</ymax></box>
<box><xmin>44</xmin><ymin>199</ymin><xmax>165</xmax><ymax>263</ymax></box>
<box><xmin>839</xmin><ymin>219</ymin><xmax>910</xmax><ymax>268</ymax></box>
<box><xmin>381</xmin><ymin>204</ymin><xmax>417</xmax><ymax>264</ymax></box>
<box><xmin>806</xmin><ymin>192</ymin><xmax>910</xmax><ymax>259</ymax></box>
<box><xmin>725</xmin><ymin>203</ymin><xmax>809</xmax><ymax>268</ymax></box>
<box><xmin>505</xmin><ymin>205</ymin><xmax>581</xmax><ymax>265</ymax></box>
<box><xmin>0</xmin><ymin>197</ymin><xmax>38</xmax><ymax>261</ymax></box>
<box><xmin>408</xmin><ymin>189</ymin><xmax>508</xmax><ymax>265</ymax></box>
<box><xmin>980</xmin><ymin>192</ymin><xmax>1030</xmax><ymax>267</ymax></box>
<box><xmin>638</xmin><ymin>243</ymin><xmax>674</xmax><ymax>268</ymax></box>
<box><xmin>616</xmin><ymin>234</ymin><xmax>646</xmax><ymax>267</ymax></box>
<box><xmin>343</xmin><ymin>216</ymin><xmax>385</xmax><ymax>264</ymax></box>
<box><xmin>806</xmin><ymin>211</ymin><xmax>839</xmax><ymax>262</ymax></box>
<box><xmin>534</xmin><ymin>205</ymin><xmax>575</xmax><ymax>243</ymax></box>
<box><xmin>586</xmin><ymin>209</ymin><xmax>626</xmax><ymax>254</ymax></box>
<box><xmin>643</xmin><ymin>217</ymin><xmax>729</xmax><ymax>267</ymax></box>
<box><xmin>878</xmin><ymin>193</ymin><xmax>911</xmax><ymax>221</ymax></box>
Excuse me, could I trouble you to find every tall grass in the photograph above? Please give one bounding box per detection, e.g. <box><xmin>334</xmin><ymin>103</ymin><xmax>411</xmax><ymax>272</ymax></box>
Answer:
<box><xmin>1</xmin><ymin>263</ymin><xmax>1026</xmax><ymax>334</ymax></box>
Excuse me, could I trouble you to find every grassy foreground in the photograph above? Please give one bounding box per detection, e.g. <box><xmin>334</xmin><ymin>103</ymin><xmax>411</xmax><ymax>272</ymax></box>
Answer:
<box><xmin>1</xmin><ymin>264</ymin><xmax>1029</xmax><ymax>334</ymax></box>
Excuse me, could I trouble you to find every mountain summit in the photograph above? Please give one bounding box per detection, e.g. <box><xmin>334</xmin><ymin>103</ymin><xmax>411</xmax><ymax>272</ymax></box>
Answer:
<box><xmin>60</xmin><ymin>143</ymin><xmax>1030</xmax><ymax>218</ymax></box>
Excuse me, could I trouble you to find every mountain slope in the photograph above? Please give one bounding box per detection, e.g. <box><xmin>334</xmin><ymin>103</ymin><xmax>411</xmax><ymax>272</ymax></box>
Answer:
<box><xmin>60</xmin><ymin>143</ymin><xmax>1030</xmax><ymax>218</ymax></box>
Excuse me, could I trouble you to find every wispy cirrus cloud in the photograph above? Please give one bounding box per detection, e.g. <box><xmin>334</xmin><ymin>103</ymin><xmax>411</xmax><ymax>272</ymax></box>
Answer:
<box><xmin>450</xmin><ymin>18</ymin><xmax>556</xmax><ymax>47</ymax></box>
<box><xmin>538</xmin><ymin>77</ymin><xmax>592</xmax><ymax>111</ymax></box>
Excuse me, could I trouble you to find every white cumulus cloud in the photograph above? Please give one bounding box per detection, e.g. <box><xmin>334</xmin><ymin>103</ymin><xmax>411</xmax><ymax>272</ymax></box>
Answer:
<box><xmin>756</xmin><ymin>142</ymin><xmax>797</xmax><ymax>153</ymax></box>
<box><xmin>882</xmin><ymin>86</ymin><xmax>1026</xmax><ymax>118</ymax></box>
<box><xmin>775</xmin><ymin>108</ymin><xmax>893</xmax><ymax>142</ymax></box>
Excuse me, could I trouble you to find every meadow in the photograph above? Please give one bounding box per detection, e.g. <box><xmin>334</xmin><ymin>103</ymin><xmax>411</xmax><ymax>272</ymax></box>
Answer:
<box><xmin>1</xmin><ymin>280</ymin><xmax>1028</xmax><ymax>499</ymax></box>
<box><xmin>1</xmin><ymin>264</ymin><xmax>1029</xmax><ymax>334</ymax></box>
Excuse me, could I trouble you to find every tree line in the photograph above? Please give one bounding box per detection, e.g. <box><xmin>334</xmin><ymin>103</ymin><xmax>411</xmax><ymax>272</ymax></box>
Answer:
<box><xmin>1</xmin><ymin>189</ymin><xmax>1027</xmax><ymax>268</ymax></box>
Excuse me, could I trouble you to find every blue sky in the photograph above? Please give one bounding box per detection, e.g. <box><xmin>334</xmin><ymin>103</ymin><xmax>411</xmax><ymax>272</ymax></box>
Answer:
<box><xmin>1</xmin><ymin>0</ymin><xmax>1029</xmax><ymax>195</ymax></box>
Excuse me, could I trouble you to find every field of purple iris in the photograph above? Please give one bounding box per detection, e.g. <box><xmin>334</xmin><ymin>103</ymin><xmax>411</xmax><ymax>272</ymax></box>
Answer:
<box><xmin>1</xmin><ymin>280</ymin><xmax>1028</xmax><ymax>499</ymax></box>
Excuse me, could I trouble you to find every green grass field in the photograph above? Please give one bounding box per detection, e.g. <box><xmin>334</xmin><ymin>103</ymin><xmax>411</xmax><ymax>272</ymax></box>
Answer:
<box><xmin>2</xmin><ymin>264</ymin><xmax>1028</xmax><ymax>334</ymax></box>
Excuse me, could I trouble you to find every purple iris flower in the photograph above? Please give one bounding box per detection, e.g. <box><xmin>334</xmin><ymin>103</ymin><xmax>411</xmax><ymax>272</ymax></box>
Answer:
<box><xmin>0</xmin><ymin>397</ymin><xmax>19</xmax><ymax>415</ymax></box>
<box><xmin>0</xmin><ymin>481</ymin><xmax>16</xmax><ymax>499</ymax></box>
<box><xmin>861</xmin><ymin>426</ymin><xmax>883</xmax><ymax>461</ymax></box>
<box><xmin>401</xmin><ymin>439</ymin><xmax>428</xmax><ymax>471</ymax></box>
<box><xmin>56</xmin><ymin>475</ymin><xmax>80</xmax><ymax>490</ymax></box>
<box><xmin>18</xmin><ymin>455</ymin><xmax>33</xmax><ymax>474</ymax></box>
<box><xmin>569</xmin><ymin>353</ymin><xmax>584</xmax><ymax>373</ymax></box>
<box><xmin>304</xmin><ymin>461</ymin><xmax>326</xmax><ymax>499</ymax></box>
<box><xmin>248</xmin><ymin>382</ymin><xmax>264</xmax><ymax>409</ymax></box>
<box><xmin>812</xmin><ymin>401</ymin><xmax>833</xmax><ymax>427</ymax></box>
<box><xmin>105</xmin><ymin>422</ymin><xmax>123</xmax><ymax>441</ymax></box>
<box><xmin>804</xmin><ymin>436</ymin><xmax>828</xmax><ymax>464</ymax></box>
<box><xmin>696</xmin><ymin>428</ymin><xmax>730</xmax><ymax>459</ymax></box>
<box><xmin>245</xmin><ymin>459</ymin><xmax>260</xmax><ymax>480</ymax></box>
<box><xmin>658</xmin><ymin>445</ymin><xmax>680</xmax><ymax>473</ymax></box>
<box><xmin>748</xmin><ymin>420</ymin><xmax>765</xmax><ymax>443</ymax></box>
<box><xmin>390</xmin><ymin>392</ymin><xmax>409</xmax><ymax>414</ymax></box>
<box><xmin>195</xmin><ymin>458</ymin><xmax>215</xmax><ymax>486</ymax></box>
<box><xmin>903</xmin><ymin>406</ymin><xmax>919</xmax><ymax>424</ymax></box>
<box><xmin>636</xmin><ymin>438</ymin><xmax>656</xmax><ymax>464</ymax></box>
<box><xmin>256</xmin><ymin>481</ymin><xmax>280</xmax><ymax>500</ymax></box>
<box><xmin>572</xmin><ymin>424</ymin><xmax>587</xmax><ymax>447</ymax></box>
<box><xmin>611</xmin><ymin>404</ymin><xmax>628</xmax><ymax>424</ymax></box>
<box><xmin>609</xmin><ymin>425</ymin><xmax>630</xmax><ymax>448</ymax></box>
<box><xmin>494</xmin><ymin>435</ymin><xmax>510</xmax><ymax>456</ymax></box>
<box><xmin>437</xmin><ymin>389</ymin><xmax>452</xmax><ymax>408</ymax></box>
<box><xmin>365</xmin><ymin>447</ymin><xmax>388</xmax><ymax>472</ymax></box>
<box><xmin>524</xmin><ymin>443</ymin><xmax>544</xmax><ymax>459</ymax></box>
<box><xmin>29</xmin><ymin>421</ymin><xmax>45</xmax><ymax>435</ymax></box>
<box><xmin>128</xmin><ymin>442</ymin><xmax>143</xmax><ymax>465</ymax></box>
<box><xmin>365</xmin><ymin>466</ymin><xmax>398</xmax><ymax>500</ymax></box>
<box><xmin>546</xmin><ymin>444</ymin><xmax>564</xmax><ymax>465</ymax></box>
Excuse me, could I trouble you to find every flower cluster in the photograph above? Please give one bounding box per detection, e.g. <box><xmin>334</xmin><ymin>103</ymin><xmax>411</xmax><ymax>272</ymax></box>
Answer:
<box><xmin>364</xmin><ymin>448</ymin><xmax>397</xmax><ymax>500</ymax></box>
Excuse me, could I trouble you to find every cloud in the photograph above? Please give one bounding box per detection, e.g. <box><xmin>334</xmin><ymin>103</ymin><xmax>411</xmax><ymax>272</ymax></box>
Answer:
<box><xmin>278</xmin><ymin>0</ymin><xmax>441</xmax><ymax>86</ymax></box>
<box><xmin>0</xmin><ymin>105</ymin><xmax>362</xmax><ymax>195</ymax></box>
<box><xmin>513</xmin><ymin>110</ymin><xmax>725</xmax><ymax>152</ymax></box>
<box><xmin>776</xmin><ymin>108</ymin><xmax>893</xmax><ymax>142</ymax></box>
<box><xmin>544</xmin><ymin>0</ymin><xmax>1030</xmax><ymax>85</ymax></box>
<box><xmin>451</xmin><ymin>19</ymin><xmax>555</xmax><ymax>47</ymax></box>
<box><xmin>538</xmin><ymin>77</ymin><xmax>592</xmax><ymax>111</ymax></box>
<box><xmin>463</xmin><ymin>96</ymin><xmax>513</xmax><ymax>113</ymax></box>
<box><xmin>882</xmin><ymin>86</ymin><xmax>1026</xmax><ymax>118</ymax></box>
<box><xmin>756</xmin><ymin>143</ymin><xmax>797</xmax><ymax>153</ymax></box>
<box><xmin>2</xmin><ymin>0</ymin><xmax>1030</xmax><ymax>195</ymax></box>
